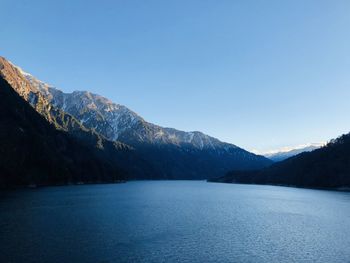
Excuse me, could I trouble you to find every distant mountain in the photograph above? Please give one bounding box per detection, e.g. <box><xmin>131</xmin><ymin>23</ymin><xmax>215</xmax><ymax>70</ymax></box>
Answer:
<box><xmin>264</xmin><ymin>144</ymin><xmax>323</xmax><ymax>162</ymax></box>
<box><xmin>209</xmin><ymin>134</ymin><xmax>350</xmax><ymax>189</ymax></box>
<box><xmin>13</xmin><ymin>58</ymin><xmax>272</xmax><ymax>179</ymax></box>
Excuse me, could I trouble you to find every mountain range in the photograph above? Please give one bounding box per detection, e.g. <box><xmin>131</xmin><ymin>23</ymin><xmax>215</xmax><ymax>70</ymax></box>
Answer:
<box><xmin>0</xmin><ymin>56</ymin><xmax>271</xmax><ymax>185</ymax></box>
<box><xmin>263</xmin><ymin>143</ymin><xmax>323</xmax><ymax>162</ymax></box>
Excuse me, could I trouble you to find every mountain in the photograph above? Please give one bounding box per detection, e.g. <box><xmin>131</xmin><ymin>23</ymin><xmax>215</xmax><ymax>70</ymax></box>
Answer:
<box><xmin>264</xmin><ymin>143</ymin><xmax>323</xmax><ymax>162</ymax></box>
<box><xmin>209</xmin><ymin>134</ymin><xmax>350</xmax><ymax>189</ymax></box>
<box><xmin>0</xmin><ymin>57</ymin><xmax>155</xmax><ymax>180</ymax></box>
<box><xmin>19</xmin><ymin>64</ymin><xmax>272</xmax><ymax>179</ymax></box>
<box><xmin>0</xmin><ymin>74</ymin><xmax>128</xmax><ymax>187</ymax></box>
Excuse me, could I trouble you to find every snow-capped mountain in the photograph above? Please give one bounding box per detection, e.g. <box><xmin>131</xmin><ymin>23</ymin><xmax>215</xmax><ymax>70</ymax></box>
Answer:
<box><xmin>24</xmin><ymin>74</ymin><xmax>241</xmax><ymax>151</ymax></box>
<box><xmin>4</xmin><ymin>57</ymin><xmax>272</xmax><ymax>179</ymax></box>
<box><xmin>264</xmin><ymin>143</ymin><xmax>324</xmax><ymax>162</ymax></box>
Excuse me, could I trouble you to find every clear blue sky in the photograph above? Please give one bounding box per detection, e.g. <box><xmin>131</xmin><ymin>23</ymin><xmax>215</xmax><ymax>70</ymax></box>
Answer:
<box><xmin>2</xmin><ymin>0</ymin><xmax>350</xmax><ymax>152</ymax></box>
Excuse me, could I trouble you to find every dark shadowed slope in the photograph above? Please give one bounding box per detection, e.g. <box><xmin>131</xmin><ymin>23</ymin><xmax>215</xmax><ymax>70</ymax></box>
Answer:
<box><xmin>0</xmin><ymin>75</ymin><xmax>132</xmax><ymax>187</ymax></box>
<box><xmin>0</xmin><ymin>57</ymin><xmax>156</xmax><ymax>180</ymax></box>
<box><xmin>209</xmin><ymin>134</ymin><xmax>350</xmax><ymax>189</ymax></box>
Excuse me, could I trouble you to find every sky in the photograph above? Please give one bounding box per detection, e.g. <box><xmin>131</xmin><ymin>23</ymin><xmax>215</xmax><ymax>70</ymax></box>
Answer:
<box><xmin>1</xmin><ymin>0</ymin><xmax>350</xmax><ymax>153</ymax></box>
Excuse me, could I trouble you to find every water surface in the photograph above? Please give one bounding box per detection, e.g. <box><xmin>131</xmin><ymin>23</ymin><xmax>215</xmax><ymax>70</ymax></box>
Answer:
<box><xmin>1</xmin><ymin>181</ymin><xmax>350</xmax><ymax>262</ymax></box>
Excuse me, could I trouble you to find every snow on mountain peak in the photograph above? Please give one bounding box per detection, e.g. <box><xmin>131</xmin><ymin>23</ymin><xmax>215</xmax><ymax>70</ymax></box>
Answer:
<box><xmin>7</xmin><ymin>61</ymin><xmax>244</xmax><ymax>152</ymax></box>
<box><xmin>258</xmin><ymin>143</ymin><xmax>325</xmax><ymax>162</ymax></box>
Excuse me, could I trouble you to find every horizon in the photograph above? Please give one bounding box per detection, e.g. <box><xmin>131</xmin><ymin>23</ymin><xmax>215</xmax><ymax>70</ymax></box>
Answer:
<box><xmin>2</xmin><ymin>0</ymin><xmax>350</xmax><ymax>152</ymax></box>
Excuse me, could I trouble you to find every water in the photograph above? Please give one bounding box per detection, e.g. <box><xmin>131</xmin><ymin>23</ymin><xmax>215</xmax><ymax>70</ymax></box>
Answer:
<box><xmin>1</xmin><ymin>181</ymin><xmax>350</xmax><ymax>263</ymax></box>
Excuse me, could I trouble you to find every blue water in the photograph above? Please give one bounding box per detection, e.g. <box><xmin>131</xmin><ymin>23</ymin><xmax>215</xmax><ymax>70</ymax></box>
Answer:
<box><xmin>1</xmin><ymin>181</ymin><xmax>350</xmax><ymax>263</ymax></box>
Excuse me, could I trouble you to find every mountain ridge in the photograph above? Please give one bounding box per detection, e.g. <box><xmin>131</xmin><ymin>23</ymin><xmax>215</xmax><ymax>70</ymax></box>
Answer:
<box><xmin>24</xmin><ymin>74</ymin><xmax>242</xmax><ymax>150</ymax></box>
<box><xmin>1</xmin><ymin>56</ymin><xmax>272</xmax><ymax>180</ymax></box>
<box><xmin>23</xmin><ymin>65</ymin><xmax>272</xmax><ymax>179</ymax></box>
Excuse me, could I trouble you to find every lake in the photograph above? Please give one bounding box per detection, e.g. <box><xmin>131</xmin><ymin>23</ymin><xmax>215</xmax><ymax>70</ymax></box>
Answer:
<box><xmin>1</xmin><ymin>181</ymin><xmax>350</xmax><ymax>263</ymax></box>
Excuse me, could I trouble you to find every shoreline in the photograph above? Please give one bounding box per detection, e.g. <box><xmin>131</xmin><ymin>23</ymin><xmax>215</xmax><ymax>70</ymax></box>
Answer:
<box><xmin>207</xmin><ymin>179</ymin><xmax>350</xmax><ymax>192</ymax></box>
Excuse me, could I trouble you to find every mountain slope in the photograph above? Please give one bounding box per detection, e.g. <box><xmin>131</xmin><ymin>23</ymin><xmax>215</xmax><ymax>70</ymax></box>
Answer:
<box><xmin>0</xmin><ymin>75</ymin><xmax>128</xmax><ymax>187</ymax></box>
<box><xmin>22</xmin><ymin>68</ymin><xmax>272</xmax><ymax>179</ymax></box>
<box><xmin>264</xmin><ymin>144</ymin><xmax>322</xmax><ymax>162</ymax></box>
<box><xmin>0</xmin><ymin>57</ymin><xmax>155</xmax><ymax>179</ymax></box>
<box><xmin>209</xmin><ymin>134</ymin><xmax>350</xmax><ymax>189</ymax></box>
